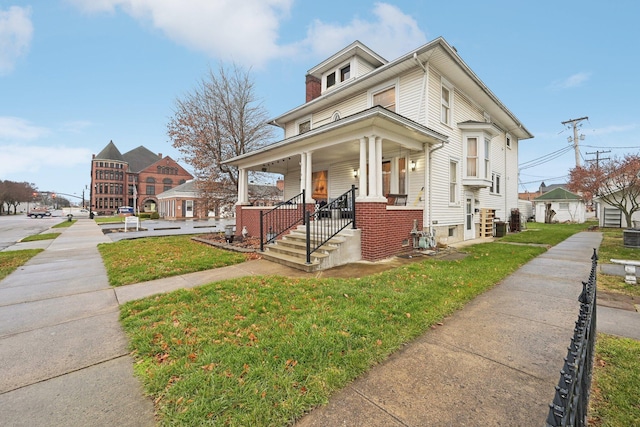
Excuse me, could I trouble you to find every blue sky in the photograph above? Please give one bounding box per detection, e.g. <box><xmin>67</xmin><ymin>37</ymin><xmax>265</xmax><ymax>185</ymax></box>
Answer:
<box><xmin>1</xmin><ymin>0</ymin><xmax>638</xmax><ymax>202</ymax></box>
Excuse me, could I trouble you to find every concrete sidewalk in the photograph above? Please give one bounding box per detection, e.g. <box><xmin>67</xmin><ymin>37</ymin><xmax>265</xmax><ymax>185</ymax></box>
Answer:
<box><xmin>0</xmin><ymin>220</ymin><xmax>155</xmax><ymax>427</ymax></box>
<box><xmin>295</xmin><ymin>232</ymin><xmax>609</xmax><ymax>426</ymax></box>
<box><xmin>1</xmin><ymin>223</ymin><xmax>637</xmax><ymax>426</ymax></box>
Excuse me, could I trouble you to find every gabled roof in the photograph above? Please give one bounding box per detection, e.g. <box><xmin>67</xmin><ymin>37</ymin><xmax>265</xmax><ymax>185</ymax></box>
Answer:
<box><xmin>307</xmin><ymin>40</ymin><xmax>387</xmax><ymax>78</ymax></box>
<box><xmin>123</xmin><ymin>146</ymin><xmax>161</xmax><ymax>173</ymax></box>
<box><xmin>270</xmin><ymin>36</ymin><xmax>533</xmax><ymax>140</ymax></box>
<box><xmin>157</xmin><ymin>180</ymin><xmax>199</xmax><ymax>199</ymax></box>
<box><xmin>534</xmin><ymin>187</ymin><xmax>582</xmax><ymax>201</ymax></box>
<box><xmin>94</xmin><ymin>140</ymin><xmax>124</xmax><ymax>161</ymax></box>
<box><xmin>540</xmin><ymin>182</ymin><xmax>567</xmax><ymax>193</ymax></box>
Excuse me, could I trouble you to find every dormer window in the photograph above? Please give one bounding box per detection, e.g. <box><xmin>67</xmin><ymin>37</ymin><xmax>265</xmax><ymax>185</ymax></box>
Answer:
<box><xmin>323</xmin><ymin>61</ymin><xmax>352</xmax><ymax>91</ymax></box>
<box><xmin>340</xmin><ymin>65</ymin><xmax>350</xmax><ymax>81</ymax></box>
<box><xmin>326</xmin><ymin>72</ymin><xmax>336</xmax><ymax>88</ymax></box>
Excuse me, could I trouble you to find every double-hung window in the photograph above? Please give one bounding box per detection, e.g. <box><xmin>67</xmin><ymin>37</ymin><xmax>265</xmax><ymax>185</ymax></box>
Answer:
<box><xmin>450</xmin><ymin>160</ymin><xmax>458</xmax><ymax>204</ymax></box>
<box><xmin>491</xmin><ymin>173</ymin><xmax>501</xmax><ymax>195</ymax></box>
<box><xmin>466</xmin><ymin>137</ymin><xmax>478</xmax><ymax>177</ymax></box>
<box><xmin>441</xmin><ymin>79</ymin><xmax>453</xmax><ymax>125</ymax></box>
<box><xmin>373</xmin><ymin>86</ymin><xmax>396</xmax><ymax>112</ymax></box>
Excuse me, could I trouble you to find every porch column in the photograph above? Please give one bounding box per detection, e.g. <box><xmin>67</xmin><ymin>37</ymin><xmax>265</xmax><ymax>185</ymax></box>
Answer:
<box><xmin>358</xmin><ymin>137</ymin><xmax>367</xmax><ymax>199</ymax></box>
<box><xmin>375</xmin><ymin>136</ymin><xmax>383</xmax><ymax>198</ymax></box>
<box><xmin>305</xmin><ymin>151</ymin><xmax>314</xmax><ymax>202</ymax></box>
<box><xmin>300</xmin><ymin>153</ymin><xmax>307</xmax><ymax>194</ymax></box>
<box><xmin>368</xmin><ymin>135</ymin><xmax>377</xmax><ymax>198</ymax></box>
<box><xmin>237</xmin><ymin>168</ymin><xmax>249</xmax><ymax>205</ymax></box>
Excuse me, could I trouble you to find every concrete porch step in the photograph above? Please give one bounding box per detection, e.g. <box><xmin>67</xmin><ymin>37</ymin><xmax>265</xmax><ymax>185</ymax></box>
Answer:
<box><xmin>261</xmin><ymin>250</ymin><xmax>319</xmax><ymax>273</ymax></box>
<box><xmin>266</xmin><ymin>243</ymin><xmax>330</xmax><ymax>259</ymax></box>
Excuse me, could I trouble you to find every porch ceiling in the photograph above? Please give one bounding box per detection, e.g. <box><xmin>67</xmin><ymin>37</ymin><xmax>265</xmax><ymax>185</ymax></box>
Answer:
<box><xmin>226</xmin><ymin>106</ymin><xmax>448</xmax><ymax>174</ymax></box>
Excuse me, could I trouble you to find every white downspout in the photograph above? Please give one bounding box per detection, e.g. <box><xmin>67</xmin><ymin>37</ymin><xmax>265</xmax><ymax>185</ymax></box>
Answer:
<box><xmin>413</xmin><ymin>53</ymin><xmax>428</xmax><ymax>126</ymax></box>
<box><xmin>428</xmin><ymin>142</ymin><xmax>446</xmax><ymax>236</ymax></box>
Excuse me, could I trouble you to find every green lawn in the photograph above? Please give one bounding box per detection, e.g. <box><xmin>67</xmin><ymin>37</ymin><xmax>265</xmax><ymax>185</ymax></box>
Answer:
<box><xmin>98</xmin><ymin>235</ymin><xmax>247</xmax><ymax>286</ymax></box>
<box><xmin>499</xmin><ymin>221</ymin><xmax>592</xmax><ymax>246</ymax></box>
<box><xmin>20</xmin><ymin>232</ymin><xmax>60</xmax><ymax>242</ymax></box>
<box><xmin>589</xmin><ymin>334</ymin><xmax>640</xmax><ymax>426</ymax></box>
<box><xmin>0</xmin><ymin>249</ymin><xmax>43</xmax><ymax>280</ymax></box>
<box><xmin>595</xmin><ymin>228</ymin><xmax>640</xmax><ymax>298</ymax></box>
<box><xmin>52</xmin><ymin>219</ymin><xmax>76</xmax><ymax>228</ymax></box>
<box><xmin>111</xmin><ymin>223</ymin><xmax>635</xmax><ymax>426</ymax></box>
<box><xmin>120</xmin><ymin>243</ymin><xmax>546</xmax><ymax>426</ymax></box>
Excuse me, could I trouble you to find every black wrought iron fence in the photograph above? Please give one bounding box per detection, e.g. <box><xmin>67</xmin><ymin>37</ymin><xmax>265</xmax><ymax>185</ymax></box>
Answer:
<box><xmin>304</xmin><ymin>185</ymin><xmax>357</xmax><ymax>264</ymax></box>
<box><xmin>259</xmin><ymin>190</ymin><xmax>305</xmax><ymax>251</ymax></box>
<box><xmin>545</xmin><ymin>248</ymin><xmax>598</xmax><ymax>427</ymax></box>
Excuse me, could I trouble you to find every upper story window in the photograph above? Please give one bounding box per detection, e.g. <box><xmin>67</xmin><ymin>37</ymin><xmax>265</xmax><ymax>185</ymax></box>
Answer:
<box><xmin>441</xmin><ymin>79</ymin><xmax>453</xmax><ymax>125</ymax></box>
<box><xmin>466</xmin><ymin>137</ymin><xmax>478</xmax><ymax>177</ymax></box>
<box><xmin>323</xmin><ymin>61</ymin><xmax>352</xmax><ymax>92</ymax></box>
<box><xmin>373</xmin><ymin>86</ymin><xmax>396</xmax><ymax>112</ymax></box>
<box><xmin>299</xmin><ymin>121</ymin><xmax>310</xmax><ymax>134</ymax></box>
<box><xmin>340</xmin><ymin>65</ymin><xmax>350</xmax><ymax>81</ymax></box>
<box><xmin>484</xmin><ymin>138</ymin><xmax>491</xmax><ymax>179</ymax></box>
<box><xmin>326</xmin><ymin>72</ymin><xmax>336</xmax><ymax>89</ymax></box>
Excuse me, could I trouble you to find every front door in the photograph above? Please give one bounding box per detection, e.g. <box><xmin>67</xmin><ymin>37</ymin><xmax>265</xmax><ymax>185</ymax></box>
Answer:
<box><xmin>464</xmin><ymin>193</ymin><xmax>475</xmax><ymax>240</ymax></box>
<box><xmin>185</xmin><ymin>200</ymin><xmax>194</xmax><ymax>218</ymax></box>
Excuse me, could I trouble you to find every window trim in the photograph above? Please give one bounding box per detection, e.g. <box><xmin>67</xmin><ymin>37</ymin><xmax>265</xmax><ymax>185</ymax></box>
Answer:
<box><xmin>323</xmin><ymin>60</ymin><xmax>353</xmax><ymax>92</ymax></box>
<box><xmin>449</xmin><ymin>158</ymin><xmax>459</xmax><ymax>205</ymax></box>
<box><xmin>368</xmin><ymin>79</ymin><xmax>398</xmax><ymax>112</ymax></box>
<box><xmin>441</xmin><ymin>78</ymin><xmax>453</xmax><ymax>126</ymax></box>
<box><xmin>490</xmin><ymin>172</ymin><xmax>501</xmax><ymax>195</ymax></box>
<box><xmin>296</xmin><ymin>115</ymin><xmax>312</xmax><ymax>135</ymax></box>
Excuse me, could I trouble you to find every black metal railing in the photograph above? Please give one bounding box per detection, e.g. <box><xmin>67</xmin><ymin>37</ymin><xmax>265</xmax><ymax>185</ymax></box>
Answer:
<box><xmin>304</xmin><ymin>185</ymin><xmax>357</xmax><ymax>264</ymax></box>
<box><xmin>259</xmin><ymin>190</ymin><xmax>305</xmax><ymax>251</ymax></box>
<box><xmin>545</xmin><ymin>248</ymin><xmax>598</xmax><ymax>427</ymax></box>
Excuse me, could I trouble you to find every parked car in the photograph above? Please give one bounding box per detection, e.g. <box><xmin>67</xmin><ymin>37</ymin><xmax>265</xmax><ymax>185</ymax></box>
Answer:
<box><xmin>27</xmin><ymin>208</ymin><xmax>52</xmax><ymax>218</ymax></box>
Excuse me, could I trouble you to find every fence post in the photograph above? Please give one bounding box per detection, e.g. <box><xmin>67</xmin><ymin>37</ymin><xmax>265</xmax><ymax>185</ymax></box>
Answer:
<box><xmin>305</xmin><ymin>210</ymin><xmax>311</xmax><ymax>264</ymax></box>
<box><xmin>351</xmin><ymin>184</ymin><xmax>357</xmax><ymax>229</ymax></box>
<box><xmin>259</xmin><ymin>210</ymin><xmax>264</xmax><ymax>252</ymax></box>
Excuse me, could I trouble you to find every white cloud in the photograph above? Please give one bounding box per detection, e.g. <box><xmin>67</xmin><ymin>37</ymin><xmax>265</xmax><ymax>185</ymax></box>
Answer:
<box><xmin>60</xmin><ymin>120</ymin><xmax>93</xmax><ymax>134</ymax></box>
<box><xmin>0</xmin><ymin>116</ymin><xmax>50</xmax><ymax>140</ymax></box>
<box><xmin>550</xmin><ymin>72</ymin><xmax>591</xmax><ymax>90</ymax></box>
<box><xmin>303</xmin><ymin>3</ymin><xmax>427</xmax><ymax>61</ymax></box>
<box><xmin>0</xmin><ymin>144</ymin><xmax>92</xmax><ymax>178</ymax></box>
<box><xmin>590</xmin><ymin>123</ymin><xmax>637</xmax><ymax>136</ymax></box>
<box><xmin>0</xmin><ymin>6</ymin><xmax>33</xmax><ymax>75</ymax></box>
<box><xmin>66</xmin><ymin>1</ymin><xmax>426</xmax><ymax>66</ymax></box>
<box><xmin>67</xmin><ymin>0</ymin><xmax>293</xmax><ymax>66</ymax></box>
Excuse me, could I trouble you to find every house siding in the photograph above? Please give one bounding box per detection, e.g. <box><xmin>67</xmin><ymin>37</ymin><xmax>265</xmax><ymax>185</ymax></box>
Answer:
<box><xmin>230</xmin><ymin>38</ymin><xmax>531</xmax><ymax>263</ymax></box>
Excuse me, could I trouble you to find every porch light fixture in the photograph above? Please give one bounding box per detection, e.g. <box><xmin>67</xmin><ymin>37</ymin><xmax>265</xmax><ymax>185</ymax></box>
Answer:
<box><xmin>353</xmin><ymin>169</ymin><xmax>360</xmax><ymax>178</ymax></box>
<box><xmin>410</xmin><ymin>160</ymin><xmax>416</xmax><ymax>171</ymax></box>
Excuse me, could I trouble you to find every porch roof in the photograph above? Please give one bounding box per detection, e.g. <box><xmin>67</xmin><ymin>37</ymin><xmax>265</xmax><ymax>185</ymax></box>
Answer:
<box><xmin>224</xmin><ymin>106</ymin><xmax>448</xmax><ymax>174</ymax></box>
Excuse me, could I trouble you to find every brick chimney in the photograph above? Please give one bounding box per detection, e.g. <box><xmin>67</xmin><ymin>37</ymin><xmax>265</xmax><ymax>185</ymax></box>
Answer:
<box><xmin>305</xmin><ymin>74</ymin><xmax>321</xmax><ymax>102</ymax></box>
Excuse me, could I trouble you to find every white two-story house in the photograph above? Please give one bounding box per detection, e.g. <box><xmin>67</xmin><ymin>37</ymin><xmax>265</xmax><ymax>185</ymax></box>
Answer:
<box><xmin>225</xmin><ymin>37</ymin><xmax>533</xmax><ymax>269</ymax></box>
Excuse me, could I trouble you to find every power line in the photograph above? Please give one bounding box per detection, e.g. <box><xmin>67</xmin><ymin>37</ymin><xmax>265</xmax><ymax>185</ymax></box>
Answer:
<box><xmin>519</xmin><ymin>145</ymin><xmax>574</xmax><ymax>170</ymax></box>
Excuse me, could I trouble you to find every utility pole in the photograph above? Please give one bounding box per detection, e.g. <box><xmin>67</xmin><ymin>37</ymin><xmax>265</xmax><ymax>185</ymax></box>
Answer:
<box><xmin>562</xmin><ymin>116</ymin><xmax>588</xmax><ymax>167</ymax></box>
<box><xmin>585</xmin><ymin>150</ymin><xmax>611</xmax><ymax>171</ymax></box>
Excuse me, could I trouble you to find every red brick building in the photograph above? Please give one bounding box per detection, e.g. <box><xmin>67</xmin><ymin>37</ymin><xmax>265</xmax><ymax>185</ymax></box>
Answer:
<box><xmin>90</xmin><ymin>141</ymin><xmax>193</xmax><ymax>215</ymax></box>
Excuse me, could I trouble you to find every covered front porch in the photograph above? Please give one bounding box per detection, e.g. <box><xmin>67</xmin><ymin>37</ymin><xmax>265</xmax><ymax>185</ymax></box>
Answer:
<box><xmin>225</xmin><ymin>107</ymin><xmax>448</xmax><ymax>263</ymax></box>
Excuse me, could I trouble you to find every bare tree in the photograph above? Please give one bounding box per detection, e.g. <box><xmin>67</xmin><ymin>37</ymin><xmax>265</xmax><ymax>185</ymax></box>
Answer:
<box><xmin>0</xmin><ymin>180</ymin><xmax>37</xmax><ymax>214</ymax></box>
<box><xmin>167</xmin><ymin>63</ymin><xmax>274</xmax><ymax>208</ymax></box>
<box><xmin>568</xmin><ymin>153</ymin><xmax>640</xmax><ymax>227</ymax></box>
